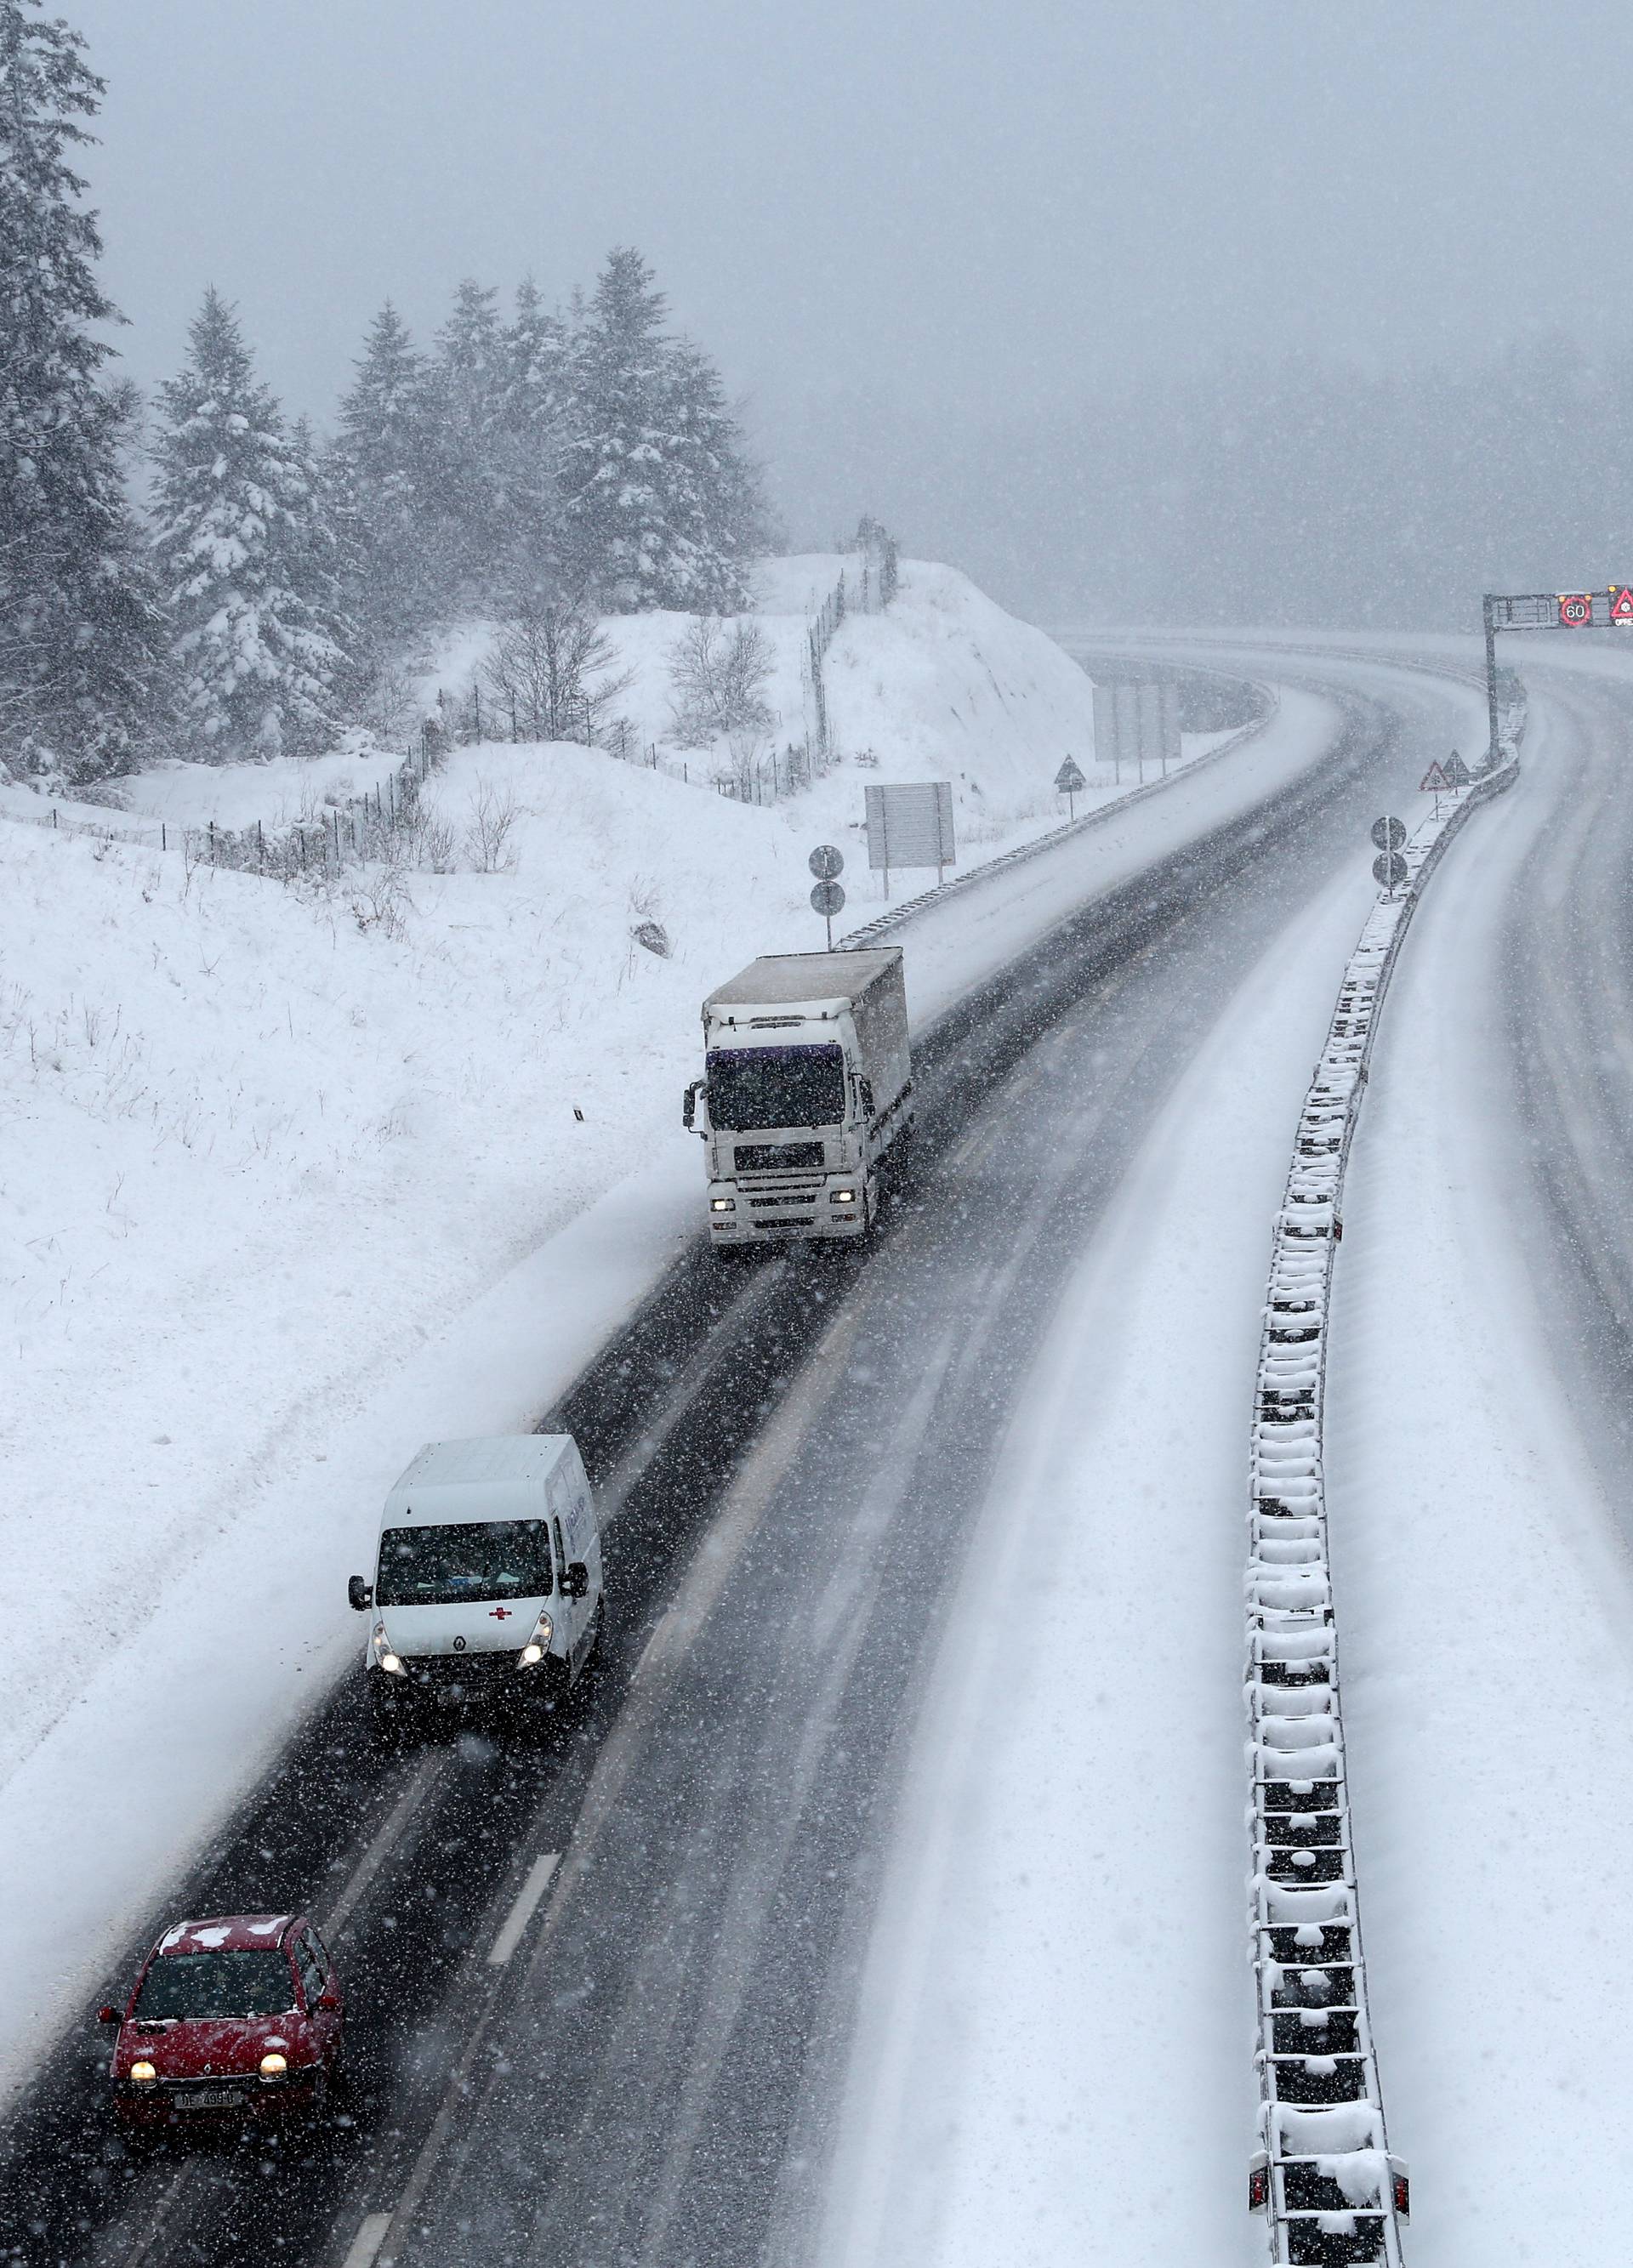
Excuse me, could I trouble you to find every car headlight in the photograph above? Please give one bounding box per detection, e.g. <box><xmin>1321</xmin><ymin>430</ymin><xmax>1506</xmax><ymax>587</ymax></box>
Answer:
<box><xmin>129</xmin><ymin>2061</ymin><xmax>156</xmax><ymax>2083</ymax></box>
<box><xmin>710</xmin><ymin>1197</ymin><xmax>735</xmax><ymax>1213</ymax></box>
<box><xmin>259</xmin><ymin>2053</ymin><xmax>287</xmax><ymax>2079</ymax></box>
<box><xmin>371</xmin><ymin>1623</ymin><xmax>406</xmax><ymax>1676</ymax></box>
<box><xmin>832</xmin><ymin>1188</ymin><xmax>855</xmax><ymax>1203</ymax></box>
<box><xmin>517</xmin><ymin>1609</ymin><xmax>554</xmax><ymax>1668</ymax></box>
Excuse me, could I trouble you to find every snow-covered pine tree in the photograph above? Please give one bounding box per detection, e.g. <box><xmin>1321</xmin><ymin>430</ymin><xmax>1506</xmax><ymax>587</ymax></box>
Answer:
<box><xmin>287</xmin><ymin>413</ymin><xmax>362</xmax><ymax>710</ymax></box>
<box><xmin>654</xmin><ymin>339</ymin><xmax>765</xmax><ymax>612</ymax></box>
<box><xmin>561</xmin><ymin>247</ymin><xmax>675</xmax><ymax>609</ymax></box>
<box><xmin>0</xmin><ymin>0</ymin><xmax>168</xmax><ymax>782</ymax></box>
<box><xmin>335</xmin><ymin>300</ymin><xmax>435</xmax><ymax>648</ymax></box>
<box><xmin>562</xmin><ymin>247</ymin><xmax>767</xmax><ymax>612</ymax></box>
<box><xmin>498</xmin><ymin>277</ymin><xmax>569</xmax><ymax>590</ymax></box>
<box><xmin>424</xmin><ymin>278</ymin><xmax>509</xmax><ymax>607</ymax></box>
<box><xmin>151</xmin><ymin>288</ymin><xmax>350</xmax><ymax>761</ymax></box>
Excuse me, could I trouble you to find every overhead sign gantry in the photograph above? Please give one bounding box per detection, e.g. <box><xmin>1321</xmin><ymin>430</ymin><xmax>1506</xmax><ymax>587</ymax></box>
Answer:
<box><xmin>1483</xmin><ymin>583</ymin><xmax>1633</xmax><ymax>761</ymax></box>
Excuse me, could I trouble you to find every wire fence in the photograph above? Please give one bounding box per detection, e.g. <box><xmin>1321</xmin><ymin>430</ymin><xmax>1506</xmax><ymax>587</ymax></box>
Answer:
<box><xmin>791</xmin><ymin>514</ymin><xmax>899</xmax><ymax>785</ymax></box>
<box><xmin>4</xmin><ymin>730</ymin><xmax>447</xmax><ymax>880</ymax></box>
<box><xmin>7</xmin><ymin>515</ymin><xmax>908</xmax><ymax>862</ymax></box>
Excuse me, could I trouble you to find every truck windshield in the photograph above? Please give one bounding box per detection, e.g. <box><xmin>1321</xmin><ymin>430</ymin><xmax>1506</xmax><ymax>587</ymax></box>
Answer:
<box><xmin>707</xmin><ymin>1044</ymin><xmax>845</xmax><ymax>1131</ymax></box>
<box><xmin>376</xmin><ymin>1519</ymin><xmax>554</xmax><ymax>1606</ymax></box>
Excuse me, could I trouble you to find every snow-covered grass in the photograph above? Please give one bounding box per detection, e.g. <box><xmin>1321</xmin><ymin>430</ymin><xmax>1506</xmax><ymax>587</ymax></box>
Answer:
<box><xmin>0</xmin><ymin>594</ymin><xmax>1331</xmax><ymax>2101</ymax></box>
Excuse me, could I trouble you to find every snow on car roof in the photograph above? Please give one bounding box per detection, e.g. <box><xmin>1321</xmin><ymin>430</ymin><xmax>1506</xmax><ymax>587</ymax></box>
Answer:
<box><xmin>156</xmin><ymin>1914</ymin><xmax>293</xmax><ymax>1955</ymax></box>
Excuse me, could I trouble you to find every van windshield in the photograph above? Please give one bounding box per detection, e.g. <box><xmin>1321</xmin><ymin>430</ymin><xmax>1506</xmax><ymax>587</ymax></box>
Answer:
<box><xmin>376</xmin><ymin>1519</ymin><xmax>554</xmax><ymax>1606</ymax></box>
<box><xmin>707</xmin><ymin>1044</ymin><xmax>845</xmax><ymax>1131</ymax></box>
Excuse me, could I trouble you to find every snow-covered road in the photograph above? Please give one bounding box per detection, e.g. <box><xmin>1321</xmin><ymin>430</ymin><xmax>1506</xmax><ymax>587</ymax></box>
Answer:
<box><xmin>10</xmin><ymin>632</ymin><xmax>1613</xmax><ymax>2268</ymax></box>
<box><xmin>1326</xmin><ymin>655</ymin><xmax>1633</xmax><ymax>2267</ymax></box>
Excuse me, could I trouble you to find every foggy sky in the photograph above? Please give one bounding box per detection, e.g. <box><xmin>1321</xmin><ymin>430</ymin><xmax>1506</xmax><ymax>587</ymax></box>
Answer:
<box><xmin>67</xmin><ymin>0</ymin><xmax>1633</xmax><ymax>607</ymax></box>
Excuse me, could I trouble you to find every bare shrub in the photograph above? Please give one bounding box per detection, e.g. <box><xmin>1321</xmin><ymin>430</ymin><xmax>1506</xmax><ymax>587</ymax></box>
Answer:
<box><xmin>464</xmin><ymin>777</ymin><xmax>521</xmax><ymax>872</ymax></box>
<box><xmin>668</xmin><ymin>616</ymin><xmax>774</xmax><ymax>749</ymax></box>
<box><xmin>346</xmin><ymin>860</ymin><xmax>414</xmax><ymax>941</ymax></box>
<box><xmin>483</xmin><ymin>593</ymin><xmax>634</xmax><ymax>744</ymax></box>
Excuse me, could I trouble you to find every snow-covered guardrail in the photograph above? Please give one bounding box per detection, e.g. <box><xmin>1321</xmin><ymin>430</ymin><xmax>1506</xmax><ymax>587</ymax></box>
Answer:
<box><xmin>842</xmin><ymin>685</ymin><xmax>1278</xmax><ymax>952</ymax></box>
<box><xmin>1246</xmin><ymin>750</ymin><xmax>1519</xmax><ymax>2263</ymax></box>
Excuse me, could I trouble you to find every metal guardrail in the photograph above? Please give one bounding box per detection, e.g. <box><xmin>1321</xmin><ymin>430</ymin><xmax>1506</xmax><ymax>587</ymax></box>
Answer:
<box><xmin>842</xmin><ymin>685</ymin><xmax>1279</xmax><ymax>952</ymax></box>
<box><xmin>1246</xmin><ymin>750</ymin><xmax>1519</xmax><ymax>2264</ymax></box>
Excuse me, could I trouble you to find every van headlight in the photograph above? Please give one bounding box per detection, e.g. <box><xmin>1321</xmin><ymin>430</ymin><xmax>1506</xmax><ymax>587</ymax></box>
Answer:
<box><xmin>517</xmin><ymin>1608</ymin><xmax>554</xmax><ymax>1668</ymax></box>
<box><xmin>371</xmin><ymin>1623</ymin><xmax>405</xmax><ymax>1676</ymax></box>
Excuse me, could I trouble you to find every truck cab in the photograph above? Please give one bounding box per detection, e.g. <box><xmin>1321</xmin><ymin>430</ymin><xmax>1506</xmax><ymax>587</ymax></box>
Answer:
<box><xmin>685</xmin><ymin>949</ymin><xmax>912</xmax><ymax>1243</ymax></box>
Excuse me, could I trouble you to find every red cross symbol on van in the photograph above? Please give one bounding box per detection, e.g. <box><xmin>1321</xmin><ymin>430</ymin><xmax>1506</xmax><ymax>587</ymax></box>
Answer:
<box><xmin>489</xmin><ymin>1606</ymin><xmax>513</xmax><ymax>1621</ymax></box>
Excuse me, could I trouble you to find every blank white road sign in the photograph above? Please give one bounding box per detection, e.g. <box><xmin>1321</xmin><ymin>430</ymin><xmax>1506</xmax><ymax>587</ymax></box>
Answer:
<box><xmin>864</xmin><ymin>781</ymin><xmax>956</xmax><ymax>872</ymax></box>
<box><xmin>1091</xmin><ymin>679</ymin><xmax>1181</xmax><ymax>775</ymax></box>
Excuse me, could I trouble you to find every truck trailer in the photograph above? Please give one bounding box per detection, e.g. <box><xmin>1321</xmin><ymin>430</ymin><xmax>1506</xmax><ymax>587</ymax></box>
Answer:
<box><xmin>683</xmin><ymin>947</ymin><xmax>913</xmax><ymax>1242</ymax></box>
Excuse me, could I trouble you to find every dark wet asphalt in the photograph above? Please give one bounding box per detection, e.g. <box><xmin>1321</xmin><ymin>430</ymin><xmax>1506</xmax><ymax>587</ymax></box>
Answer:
<box><xmin>0</xmin><ymin>670</ymin><xmax>1464</xmax><ymax>2268</ymax></box>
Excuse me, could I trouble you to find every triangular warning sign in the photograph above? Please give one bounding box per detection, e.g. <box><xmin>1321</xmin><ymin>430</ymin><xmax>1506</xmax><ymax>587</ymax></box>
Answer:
<box><xmin>1055</xmin><ymin>757</ymin><xmax>1086</xmax><ymax>793</ymax></box>
<box><xmin>1445</xmin><ymin>753</ymin><xmax>1472</xmax><ymax>786</ymax></box>
<box><xmin>1611</xmin><ymin>584</ymin><xmax>1633</xmax><ymax>626</ymax></box>
<box><xmin>1419</xmin><ymin>760</ymin><xmax>1450</xmax><ymax>793</ymax></box>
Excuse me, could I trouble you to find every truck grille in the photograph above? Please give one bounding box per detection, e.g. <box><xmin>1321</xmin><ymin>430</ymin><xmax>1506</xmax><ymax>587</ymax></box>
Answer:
<box><xmin>735</xmin><ymin>1141</ymin><xmax>824</xmax><ymax>1172</ymax></box>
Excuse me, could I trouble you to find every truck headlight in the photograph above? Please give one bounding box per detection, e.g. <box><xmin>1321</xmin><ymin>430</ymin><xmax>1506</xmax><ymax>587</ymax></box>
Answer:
<box><xmin>518</xmin><ymin>1609</ymin><xmax>554</xmax><ymax>1668</ymax></box>
<box><xmin>129</xmin><ymin>2061</ymin><xmax>156</xmax><ymax>2083</ymax></box>
<box><xmin>832</xmin><ymin>1188</ymin><xmax>855</xmax><ymax>1204</ymax></box>
<box><xmin>710</xmin><ymin>1197</ymin><xmax>735</xmax><ymax>1213</ymax></box>
<box><xmin>371</xmin><ymin>1623</ymin><xmax>406</xmax><ymax>1675</ymax></box>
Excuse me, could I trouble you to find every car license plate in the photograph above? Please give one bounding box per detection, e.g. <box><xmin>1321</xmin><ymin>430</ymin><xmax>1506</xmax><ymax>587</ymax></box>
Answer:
<box><xmin>180</xmin><ymin>2087</ymin><xmax>244</xmax><ymax>2109</ymax></box>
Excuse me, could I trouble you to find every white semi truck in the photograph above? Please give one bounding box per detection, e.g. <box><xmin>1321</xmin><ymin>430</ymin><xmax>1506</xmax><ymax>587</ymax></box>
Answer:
<box><xmin>683</xmin><ymin>947</ymin><xmax>913</xmax><ymax>1243</ymax></box>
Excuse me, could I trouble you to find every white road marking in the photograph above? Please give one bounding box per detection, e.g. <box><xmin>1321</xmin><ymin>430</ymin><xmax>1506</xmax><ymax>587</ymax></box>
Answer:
<box><xmin>632</xmin><ymin>1293</ymin><xmax>867</xmax><ymax>1687</ymax></box>
<box><xmin>322</xmin><ymin>1749</ymin><xmax>447</xmax><ymax>1941</ymax></box>
<box><xmin>93</xmin><ymin>2162</ymin><xmax>192</xmax><ymax>2268</ymax></box>
<box><xmin>593</xmin><ymin>1261</ymin><xmax>788</xmax><ymax>1530</ymax></box>
<box><xmin>366</xmin><ymin>1290</ymin><xmax>869</xmax><ymax>2262</ymax></box>
<box><xmin>340</xmin><ymin>2211</ymin><xmax>393</xmax><ymax>2268</ymax></box>
<box><xmin>486</xmin><ymin>1851</ymin><xmax>560</xmax><ymax>1967</ymax></box>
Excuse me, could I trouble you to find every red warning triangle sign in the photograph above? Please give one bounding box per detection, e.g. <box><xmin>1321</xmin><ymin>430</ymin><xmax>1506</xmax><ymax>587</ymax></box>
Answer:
<box><xmin>1611</xmin><ymin>584</ymin><xmax>1633</xmax><ymax>626</ymax></box>
<box><xmin>1419</xmin><ymin>759</ymin><xmax>1450</xmax><ymax>793</ymax></box>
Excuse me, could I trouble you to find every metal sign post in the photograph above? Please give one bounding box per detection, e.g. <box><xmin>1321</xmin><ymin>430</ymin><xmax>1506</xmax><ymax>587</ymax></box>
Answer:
<box><xmin>809</xmin><ymin>845</ymin><xmax>845</xmax><ymax>949</ymax></box>
<box><xmin>863</xmin><ymin>782</ymin><xmax>956</xmax><ymax>898</ymax></box>
<box><xmin>1370</xmin><ymin>816</ymin><xmax>1408</xmax><ymax>902</ymax></box>
<box><xmin>1482</xmin><ymin>583</ymin><xmax>1633</xmax><ymax>766</ymax></box>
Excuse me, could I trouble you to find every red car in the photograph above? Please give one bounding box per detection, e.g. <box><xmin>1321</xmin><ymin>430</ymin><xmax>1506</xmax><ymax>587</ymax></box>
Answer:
<box><xmin>99</xmin><ymin>1913</ymin><xmax>344</xmax><ymax>2131</ymax></box>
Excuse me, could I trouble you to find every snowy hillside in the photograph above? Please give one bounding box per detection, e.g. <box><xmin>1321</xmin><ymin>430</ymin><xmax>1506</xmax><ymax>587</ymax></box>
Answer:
<box><xmin>0</xmin><ymin>557</ymin><xmax>1272</xmax><ymax>2093</ymax></box>
<box><xmin>415</xmin><ymin>555</ymin><xmax>1112</xmax><ymax>849</ymax></box>
<box><xmin>1</xmin><ymin>566</ymin><xmax>1119</xmax><ymax>1791</ymax></box>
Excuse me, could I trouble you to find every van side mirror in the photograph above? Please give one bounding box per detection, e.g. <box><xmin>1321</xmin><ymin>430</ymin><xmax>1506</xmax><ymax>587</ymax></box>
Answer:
<box><xmin>316</xmin><ymin>1989</ymin><xmax>341</xmax><ymax>2012</ymax></box>
<box><xmin>347</xmin><ymin>1576</ymin><xmax>373</xmax><ymax>1612</ymax></box>
<box><xmin>857</xmin><ymin>1077</ymin><xmax>875</xmax><ymax>1120</ymax></box>
<box><xmin>98</xmin><ymin>2004</ymin><xmax>121</xmax><ymax>2025</ymax></box>
<box><xmin>564</xmin><ymin>1561</ymin><xmax>590</xmax><ymax>1600</ymax></box>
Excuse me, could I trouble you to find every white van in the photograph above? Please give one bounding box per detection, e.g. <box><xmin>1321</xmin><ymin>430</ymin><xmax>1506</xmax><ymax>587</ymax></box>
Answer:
<box><xmin>347</xmin><ymin>1436</ymin><xmax>603</xmax><ymax>1728</ymax></box>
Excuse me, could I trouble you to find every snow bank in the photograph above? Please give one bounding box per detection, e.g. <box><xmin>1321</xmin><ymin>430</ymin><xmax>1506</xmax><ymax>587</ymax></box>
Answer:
<box><xmin>416</xmin><ymin>554</ymin><xmax>1140</xmax><ymax>849</ymax></box>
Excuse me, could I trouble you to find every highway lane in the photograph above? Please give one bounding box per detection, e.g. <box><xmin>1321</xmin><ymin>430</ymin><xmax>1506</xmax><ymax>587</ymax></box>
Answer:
<box><xmin>0</xmin><ymin>668</ymin><xmax>1458</xmax><ymax>2268</ymax></box>
<box><xmin>1496</xmin><ymin>661</ymin><xmax>1633</xmax><ymax>1505</ymax></box>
